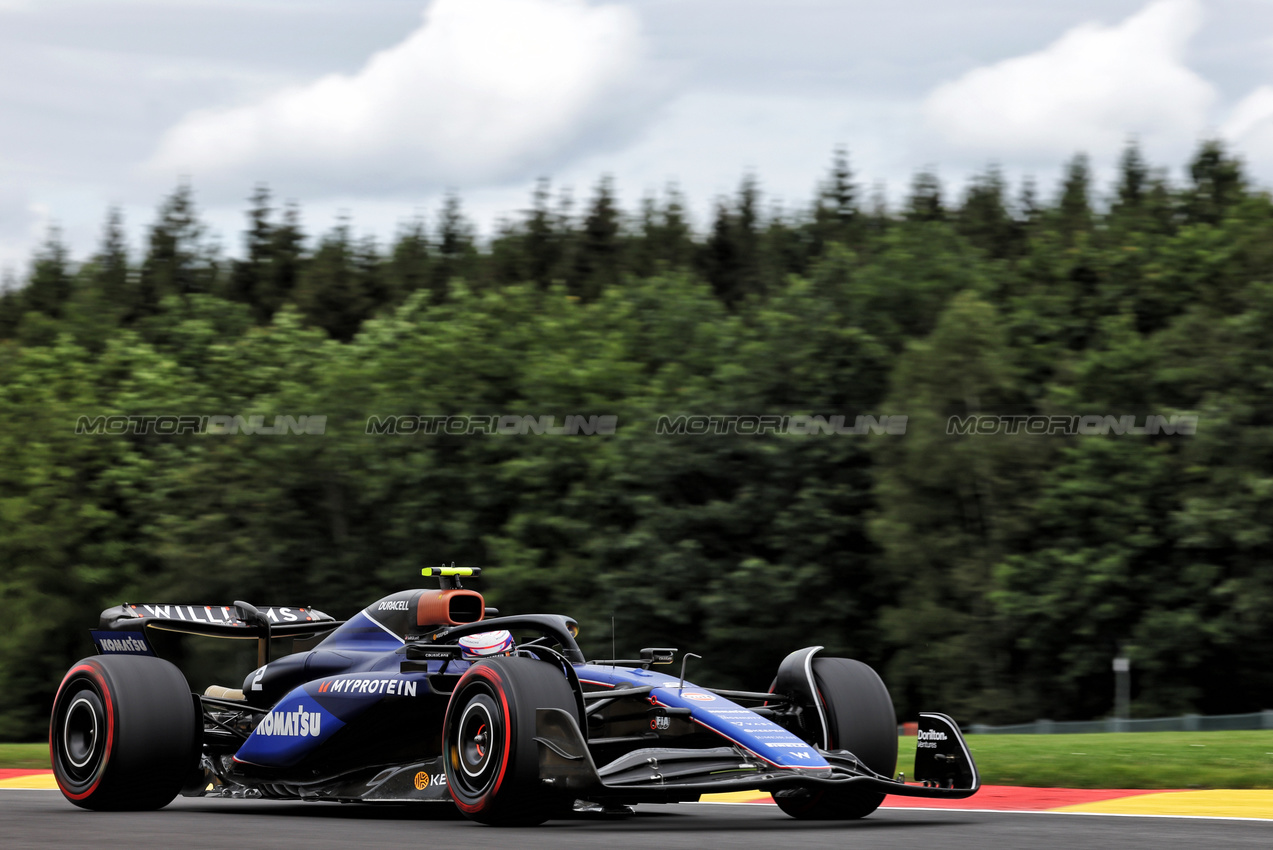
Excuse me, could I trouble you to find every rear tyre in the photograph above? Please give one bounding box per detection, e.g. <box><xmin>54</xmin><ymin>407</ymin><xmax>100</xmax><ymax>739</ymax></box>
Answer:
<box><xmin>443</xmin><ymin>656</ymin><xmax>580</xmax><ymax>826</ymax></box>
<box><xmin>50</xmin><ymin>655</ymin><xmax>201</xmax><ymax>811</ymax></box>
<box><xmin>775</xmin><ymin>657</ymin><xmax>897</xmax><ymax>820</ymax></box>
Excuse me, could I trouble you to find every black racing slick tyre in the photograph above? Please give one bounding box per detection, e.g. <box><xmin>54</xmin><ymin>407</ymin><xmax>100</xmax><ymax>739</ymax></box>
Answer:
<box><xmin>776</xmin><ymin>657</ymin><xmax>897</xmax><ymax>820</ymax></box>
<box><xmin>442</xmin><ymin>656</ymin><xmax>580</xmax><ymax>826</ymax></box>
<box><xmin>50</xmin><ymin>655</ymin><xmax>201</xmax><ymax>811</ymax></box>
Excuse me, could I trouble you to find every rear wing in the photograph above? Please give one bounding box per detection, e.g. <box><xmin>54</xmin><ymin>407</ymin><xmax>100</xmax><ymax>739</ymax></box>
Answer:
<box><xmin>95</xmin><ymin>603</ymin><xmax>343</xmax><ymax>666</ymax></box>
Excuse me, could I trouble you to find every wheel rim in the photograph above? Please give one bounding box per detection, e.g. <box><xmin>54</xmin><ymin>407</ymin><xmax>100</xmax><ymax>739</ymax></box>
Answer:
<box><xmin>63</xmin><ymin>696</ymin><xmax>99</xmax><ymax>769</ymax></box>
<box><xmin>54</xmin><ymin>682</ymin><xmax>107</xmax><ymax>787</ymax></box>
<box><xmin>459</xmin><ymin>702</ymin><xmax>493</xmax><ymax>777</ymax></box>
<box><xmin>447</xmin><ymin>689</ymin><xmax>504</xmax><ymax>797</ymax></box>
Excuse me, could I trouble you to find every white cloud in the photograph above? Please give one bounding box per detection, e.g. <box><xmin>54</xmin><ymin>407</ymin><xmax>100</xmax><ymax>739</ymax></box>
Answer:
<box><xmin>145</xmin><ymin>0</ymin><xmax>650</xmax><ymax>198</ymax></box>
<box><xmin>922</xmin><ymin>0</ymin><xmax>1214</xmax><ymax>164</ymax></box>
<box><xmin>1221</xmin><ymin>85</ymin><xmax>1273</xmax><ymax>175</ymax></box>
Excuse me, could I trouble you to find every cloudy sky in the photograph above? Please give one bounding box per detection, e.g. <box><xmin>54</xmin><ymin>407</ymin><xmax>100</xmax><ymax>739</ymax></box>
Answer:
<box><xmin>2</xmin><ymin>0</ymin><xmax>1273</xmax><ymax>275</ymax></box>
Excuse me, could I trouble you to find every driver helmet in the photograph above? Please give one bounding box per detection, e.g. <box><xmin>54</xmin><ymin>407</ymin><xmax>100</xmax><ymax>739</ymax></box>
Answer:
<box><xmin>458</xmin><ymin>630</ymin><xmax>516</xmax><ymax>661</ymax></box>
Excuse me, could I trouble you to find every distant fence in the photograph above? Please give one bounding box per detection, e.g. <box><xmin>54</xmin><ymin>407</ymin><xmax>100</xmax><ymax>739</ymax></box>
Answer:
<box><xmin>963</xmin><ymin>710</ymin><xmax>1273</xmax><ymax>735</ymax></box>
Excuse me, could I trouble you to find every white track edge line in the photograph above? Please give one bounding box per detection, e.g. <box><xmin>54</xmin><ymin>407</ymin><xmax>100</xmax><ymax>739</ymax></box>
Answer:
<box><xmin>687</xmin><ymin>801</ymin><xmax>1273</xmax><ymax>822</ymax></box>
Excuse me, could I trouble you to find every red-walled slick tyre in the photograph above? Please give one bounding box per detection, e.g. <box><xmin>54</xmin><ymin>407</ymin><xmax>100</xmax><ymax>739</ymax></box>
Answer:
<box><xmin>50</xmin><ymin>654</ymin><xmax>201</xmax><ymax>810</ymax></box>
<box><xmin>442</xmin><ymin>656</ymin><xmax>579</xmax><ymax>826</ymax></box>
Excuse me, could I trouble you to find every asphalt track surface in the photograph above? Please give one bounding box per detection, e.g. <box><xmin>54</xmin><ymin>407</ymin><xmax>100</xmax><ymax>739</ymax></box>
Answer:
<box><xmin>3</xmin><ymin>792</ymin><xmax>1270</xmax><ymax>850</ymax></box>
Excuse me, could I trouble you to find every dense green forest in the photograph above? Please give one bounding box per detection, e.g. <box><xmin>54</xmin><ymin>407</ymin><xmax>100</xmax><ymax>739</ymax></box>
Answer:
<box><xmin>2</xmin><ymin>143</ymin><xmax>1271</xmax><ymax>740</ymax></box>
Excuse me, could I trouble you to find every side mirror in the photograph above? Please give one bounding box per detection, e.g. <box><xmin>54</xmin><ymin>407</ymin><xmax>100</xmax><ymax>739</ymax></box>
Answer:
<box><xmin>640</xmin><ymin>647</ymin><xmax>677</xmax><ymax>665</ymax></box>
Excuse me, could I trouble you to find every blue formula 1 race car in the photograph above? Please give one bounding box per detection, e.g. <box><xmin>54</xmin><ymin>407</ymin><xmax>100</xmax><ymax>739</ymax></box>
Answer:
<box><xmin>50</xmin><ymin>568</ymin><xmax>979</xmax><ymax>825</ymax></box>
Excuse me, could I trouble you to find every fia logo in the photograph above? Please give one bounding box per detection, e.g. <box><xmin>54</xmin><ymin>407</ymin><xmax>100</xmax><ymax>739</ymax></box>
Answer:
<box><xmin>651</xmin><ymin>715</ymin><xmax>671</xmax><ymax>731</ymax></box>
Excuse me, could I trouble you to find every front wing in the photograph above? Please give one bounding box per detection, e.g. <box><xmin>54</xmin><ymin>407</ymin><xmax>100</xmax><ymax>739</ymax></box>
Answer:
<box><xmin>535</xmin><ymin>710</ymin><xmax>979</xmax><ymax>804</ymax></box>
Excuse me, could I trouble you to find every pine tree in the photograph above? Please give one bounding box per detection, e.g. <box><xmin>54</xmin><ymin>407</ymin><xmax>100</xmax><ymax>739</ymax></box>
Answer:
<box><xmin>137</xmin><ymin>183</ymin><xmax>217</xmax><ymax>319</ymax></box>
<box><xmin>229</xmin><ymin>185</ymin><xmax>275</xmax><ymax>321</ymax></box>
<box><xmin>387</xmin><ymin>216</ymin><xmax>431</xmax><ymax>300</ymax></box>
<box><xmin>1057</xmin><ymin>154</ymin><xmax>1093</xmax><ymax>239</ymax></box>
<box><xmin>1184</xmin><ymin>140</ymin><xmax>1245</xmax><ymax>226</ymax></box>
<box><xmin>813</xmin><ymin>146</ymin><xmax>858</xmax><ymax>252</ymax></box>
<box><xmin>22</xmin><ymin>228</ymin><xmax>73</xmax><ymax>319</ymax></box>
<box><xmin>1142</xmin><ymin>171</ymin><xmax>1177</xmax><ymax>236</ymax></box>
<box><xmin>661</xmin><ymin>185</ymin><xmax>692</xmax><ymax>265</ymax></box>
<box><xmin>569</xmin><ymin>175</ymin><xmax>622</xmax><ymax>300</ymax></box>
<box><xmin>523</xmin><ymin>178</ymin><xmax>563</xmax><ymax>289</ymax></box>
<box><xmin>701</xmin><ymin>199</ymin><xmax>738</xmax><ymax>304</ymax></box>
<box><xmin>763</xmin><ymin>202</ymin><xmax>809</xmax><ymax>281</ymax></box>
<box><xmin>653</xmin><ymin>183</ymin><xmax>695</xmax><ymax>270</ymax></box>
<box><xmin>227</xmin><ymin>189</ymin><xmax>306</xmax><ymax>322</ymax></box>
<box><xmin>429</xmin><ymin>193</ymin><xmax>475</xmax><ymax>299</ymax></box>
<box><xmin>1017</xmin><ymin>176</ymin><xmax>1040</xmax><ymax>228</ymax></box>
<box><xmin>1116</xmin><ymin>141</ymin><xmax>1148</xmax><ymax>210</ymax></box>
<box><xmin>94</xmin><ymin>208</ymin><xmax>131</xmax><ymax>317</ymax></box>
<box><xmin>268</xmin><ymin>202</ymin><xmax>305</xmax><ymax>315</ymax></box>
<box><xmin>294</xmin><ymin>219</ymin><xmax>375</xmax><ymax>341</ymax></box>
<box><xmin>906</xmin><ymin>170</ymin><xmax>945</xmax><ymax>222</ymax></box>
<box><xmin>630</xmin><ymin>184</ymin><xmax>697</xmax><ymax>278</ymax></box>
<box><xmin>361</xmin><ymin>235</ymin><xmax>393</xmax><ymax>314</ymax></box>
<box><xmin>957</xmin><ymin>166</ymin><xmax>1018</xmax><ymax>259</ymax></box>
<box><xmin>1109</xmin><ymin>142</ymin><xmax>1174</xmax><ymax>239</ymax></box>
<box><xmin>629</xmin><ymin>193</ymin><xmax>661</xmax><ymax>280</ymax></box>
<box><xmin>487</xmin><ymin>217</ymin><xmax>524</xmax><ymax>289</ymax></box>
<box><xmin>699</xmin><ymin>175</ymin><xmax>764</xmax><ymax>307</ymax></box>
<box><xmin>865</xmin><ymin>182</ymin><xmax>891</xmax><ymax>239</ymax></box>
<box><xmin>0</xmin><ymin>280</ymin><xmax>19</xmax><ymax>339</ymax></box>
<box><xmin>735</xmin><ymin>174</ymin><xmax>762</xmax><ymax>298</ymax></box>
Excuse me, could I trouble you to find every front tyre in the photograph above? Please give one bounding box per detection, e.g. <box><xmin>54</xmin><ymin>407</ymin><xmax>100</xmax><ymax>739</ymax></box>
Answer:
<box><xmin>50</xmin><ymin>655</ymin><xmax>201</xmax><ymax>810</ymax></box>
<box><xmin>443</xmin><ymin>656</ymin><xmax>579</xmax><ymax>826</ymax></box>
<box><xmin>776</xmin><ymin>657</ymin><xmax>897</xmax><ymax>820</ymax></box>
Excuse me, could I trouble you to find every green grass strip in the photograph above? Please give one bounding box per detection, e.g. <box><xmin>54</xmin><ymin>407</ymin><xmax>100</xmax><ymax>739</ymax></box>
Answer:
<box><xmin>0</xmin><ymin>744</ymin><xmax>49</xmax><ymax>770</ymax></box>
